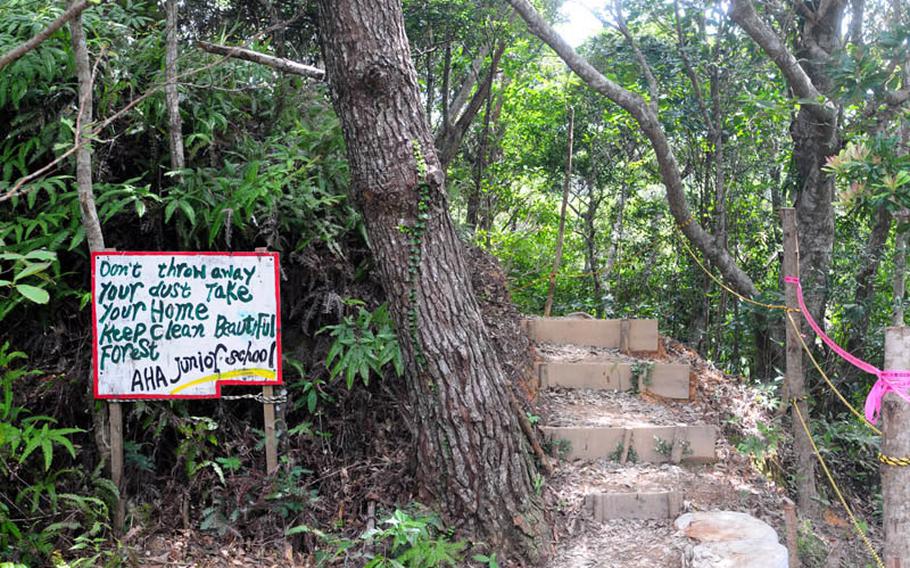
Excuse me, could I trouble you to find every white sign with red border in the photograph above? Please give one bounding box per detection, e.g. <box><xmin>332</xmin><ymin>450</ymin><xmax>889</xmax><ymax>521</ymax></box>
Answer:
<box><xmin>91</xmin><ymin>251</ymin><xmax>282</xmax><ymax>399</ymax></box>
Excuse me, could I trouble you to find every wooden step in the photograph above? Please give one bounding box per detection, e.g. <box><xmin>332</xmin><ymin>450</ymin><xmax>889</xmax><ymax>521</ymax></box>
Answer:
<box><xmin>522</xmin><ymin>318</ymin><xmax>658</xmax><ymax>351</ymax></box>
<box><xmin>542</xmin><ymin>425</ymin><xmax>716</xmax><ymax>463</ymax></box>
<box><xmin>538</xmin><ymin>361</ymin><xmax>691</xmax><ymax>400</ymax></box>
<box><xmin>584</xmin><ymin>491</ymin><xmax>682</xmax><ymax>521</ymax></box>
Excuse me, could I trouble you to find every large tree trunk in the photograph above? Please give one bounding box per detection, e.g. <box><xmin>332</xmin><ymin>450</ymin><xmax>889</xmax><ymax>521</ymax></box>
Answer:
<box><xmin>314</xmin><ymin>1</ymin><xmax>550</xmax><ymax>560</ymax></box>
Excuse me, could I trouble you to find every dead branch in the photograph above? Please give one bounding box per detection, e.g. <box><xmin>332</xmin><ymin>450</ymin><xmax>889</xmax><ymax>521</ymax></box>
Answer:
<box><xmin>197</xmin><ymin>41</ymin><xmax>325</xmax><ymax>80</ymax></box>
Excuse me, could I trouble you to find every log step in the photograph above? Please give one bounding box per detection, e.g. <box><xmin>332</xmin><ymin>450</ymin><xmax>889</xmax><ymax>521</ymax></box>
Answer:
<box><xmin>522</xmin><ymin>318</ymin><xmax>658</xmax><ymax>351</ymax></box>
<box><xmin>543</xmin><ymin>425</ymin><xmax>716</xmax><ymax>463</ymax></box>
<box><xmin>584</xmin><ymin>491</ymin><xmax>683</xmax><ymax>521</ymax></box>
<box><xmin>538</xmin><ymin>361</ymin><xmax>690</xmax><ymax>400</ymax></box>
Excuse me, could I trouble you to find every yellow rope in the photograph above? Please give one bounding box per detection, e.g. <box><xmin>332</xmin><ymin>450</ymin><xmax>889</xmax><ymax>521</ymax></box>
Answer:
<box><xmin>676</xmin><ymin>234</ymin><xmax>797</xmax><ymax>312</ymax></box>
<box><xmin>879</xmin><ymin>453</ymin><xmax>910</xmax><ymax>467</ymax></box>
<box><xmin>791</xmin><ymin>401</ymin><xmax>885</xmax><ymax>568</ymax></box>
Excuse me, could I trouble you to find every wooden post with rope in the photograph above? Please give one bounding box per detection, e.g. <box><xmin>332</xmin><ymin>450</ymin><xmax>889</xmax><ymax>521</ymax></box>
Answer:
<box><xmin>882</xmin><ymin>327</ymin><xmax>910</xmax><ymax>567</ymax></box>
<box><xmin>781</xmin><ymin>207</ymin><xmax>816</xmax><ymax>518</ymax></box>
<box><xmin>255</xmin><ymin>247</ymin><xmax>279</xmax><ymax>475</ymax></box>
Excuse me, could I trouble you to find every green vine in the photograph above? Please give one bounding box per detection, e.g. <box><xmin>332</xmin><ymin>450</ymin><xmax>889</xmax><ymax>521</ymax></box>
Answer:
<box><xmin>399</xmin><ymin>140</ymin><xmax>433</xmax><ymax>371</ymax></box>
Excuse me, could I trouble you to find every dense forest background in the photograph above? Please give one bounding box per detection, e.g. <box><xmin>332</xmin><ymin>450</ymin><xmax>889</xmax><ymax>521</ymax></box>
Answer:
<box><xmin>1</xmin><ymin>0</ymin><xmax>909</xmax><ymax>565</ymax></box>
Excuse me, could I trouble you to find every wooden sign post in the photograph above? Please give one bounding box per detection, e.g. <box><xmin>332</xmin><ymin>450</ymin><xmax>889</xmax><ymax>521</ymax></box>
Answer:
<box><xmin>91</xmin><ymin>250</ymin><xmax>283</xmax><ymax>527</ymax></box>
<box><xmin>101</xmin><ymin>248</ymin><xmax>126</xmax><ymax>535</ymax></box>
<box><xmin>257</xmin><ymin>247</ymin><xmax>279</xmax><ymax>475</ymax></box>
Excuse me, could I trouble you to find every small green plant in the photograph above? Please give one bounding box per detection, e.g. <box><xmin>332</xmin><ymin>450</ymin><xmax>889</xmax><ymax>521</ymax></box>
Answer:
<box><xmin>630</xmin><ymin>361</ymin><xmax>654</xmax><ymax>394</ymax></box>
<box><xmin>653</xmin><ymin>436</ymin><xmax>690</xmax><ymax>459</ymax></box>
<box><xmin>472</xmin><ymin>552</ymin><xmax>499</xmax><ymax>567</ymax></box>
<box><xmin>607</xmin><ymin>440</ymin><xmax>638</xmax><ymax>463</ymax></box>
<box><xmin>320</xmin><ymin>301</ymin><xmax>404</xmax><ymax>389</ymax></box>
<box><xmin>532</xmin><ymin>473</ymin><xmax>544</xmax><ymax>496</ymax></box>
<box><xmin>654</xmin><ymin>435</ymin><xmax>672</xmax><ymax>457</ymax></box>
<box><xmin>361</xmin><ymin>508</ymin><xmax>466</xmax><ymax>568</ymax></box>
<box><xmin>546</xmin><ymin>437</ymin><xmax>572</xmax><ymax>460</ymax></box>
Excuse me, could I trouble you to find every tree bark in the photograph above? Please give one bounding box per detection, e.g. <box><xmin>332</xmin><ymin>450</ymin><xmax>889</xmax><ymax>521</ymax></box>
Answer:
<box><xmin>882</xmin><ymin>327</ymin><xmax>910</xmax><ymax>567</ymax></box>
<box><xmin>314</xmin><ymin>1</ymin><xmax>550</xmax><ymax>560</ymax></box>
<box><xmin>544</xmin><ymin>106</ymin><xmax>574</xmax><ymax>317</ymax></box>
<box><xmin>164</xmin><ymin>0</ymin><xmax>185</xmax><ymax>172</ymax></box>
<box><xmin>71</xmin><ymin>9</ymin><xmax>104</xmax><ymax>252</ymax></box>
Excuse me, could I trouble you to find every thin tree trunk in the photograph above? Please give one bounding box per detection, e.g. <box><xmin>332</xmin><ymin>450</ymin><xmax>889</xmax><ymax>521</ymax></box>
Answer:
<box><xmin>467</xmin><ymin>80</ymin><xmax>495</xmax><ymax>230</ymax></box>
<box><xmin>447</xmin><ymin>44</ymin><xmax>492</xmax><ymax>127</ymax></box>
<box><xmin>164</xmin><ymin>0</ymin><xmax>185</xmax><ymax>172</ymax></box>
<box><xmin>582</xmin><ymin>176</ymin><xmax>602</xmax><ymax>316</ymax></box>
<box><xmin>441</xmin><ymin>39</ymin><xmax>451</xmax><ymax>136</ymax></box>
<box><xmin>435</xmin><ymin>42</ymin><xmax>504</xmax><ymax>171</ymax></box>
<box><xmin>846</xmin><ymin>206</ymin><xmax>891</xmax><ymax>365</ymax></box>
<box><xmin>71</xmin><ymin>10</ymin><xmax>104</xmax><ymax>251</ymax></box>
<box><xmin>600</xmin><ymin>183</ymin><xmax>626</xmax><ymax>316</ymax></box>
<box><xmin>71</xmin><ymin>0</ymin><xmax>111</xmax><ymax>520</ymax></box>
<box><xmin>424</xmin><ymin>24</ymin><xmax>434</xmax><ymax>125</ymax></box>
<box><xmin>544</xmin><ymin>106</ymin><xmax>574</xmax><ymax>317</ymax></box>
<box><xmin>314</xmin><ymin>1</ymin><xmax>549</xmax><ymax>560</ymax></box>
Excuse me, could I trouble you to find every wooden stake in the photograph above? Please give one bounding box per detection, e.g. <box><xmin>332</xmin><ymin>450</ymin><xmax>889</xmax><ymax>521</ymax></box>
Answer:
<box><xmin>109</xmin><ymin>400</ymin><xmax>125</xmax><ymax>533</ymax></box>
<box><xmin>255</xmin><ymin>247</ymin><xmax>279</xmax><ymax>474</ymax></box>
<box><xmin>780</xmin><ymin>207</ymin><xmax>817</xmax><ymax>516</ymax></box>
<box><xmin>100</xmin><ymin>247</ymin><xmax>125</xmax><ymax>534</ymax></box>
<box><xmin>882</xmin><ymin>326</ymin><xmax>910</xmax><ymax>567</ymax></box>
<box><xmin>782</xmin><ymin>497</ymin><xmax>800</xmax><ymax>568</ymax></box>
<box><xmin>263</xmin><ymin>385</ymin><xmax>278</xmax><ymax>474</ymax></box>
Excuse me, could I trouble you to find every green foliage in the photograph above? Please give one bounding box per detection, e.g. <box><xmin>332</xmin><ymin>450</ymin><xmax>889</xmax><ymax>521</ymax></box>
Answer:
<box><xmin>288</xmin><ymin>507</ymin><xmax>466</xmax><ymax>568</ymax></box>
<box><xmin>0</xmin><ymin>344</ymin><xmax>111</xmax><ymax>564</ymax></box>
<box><xmin>320</xmin><ymin>301</ymin><xmax>404</xmax><ymax>389</ymax></box>
<box><xmin>361</xmin><ymin>508</ymin><xmax>466</xmax><ymax>568</ymax></box>
<box><xmin>0</xmin><ymin>249</ymin><xmax>57</xmax><ymax>320</ymax></box>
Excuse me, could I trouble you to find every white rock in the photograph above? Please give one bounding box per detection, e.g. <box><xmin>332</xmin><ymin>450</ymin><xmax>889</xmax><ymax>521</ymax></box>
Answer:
<box><xmin>676</xmin><ymin>511</ymin><xmax>788</xmax><ymax>568</ymax></box>
<box><xmin>691</xmin><ymin>540</ymin><xmax>788</xmax><ymax>568</ymax></box>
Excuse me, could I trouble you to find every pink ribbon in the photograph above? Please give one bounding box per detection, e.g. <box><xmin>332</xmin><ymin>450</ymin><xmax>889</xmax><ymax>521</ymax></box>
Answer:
<box><xmin>784</xmin><ymin>276</ymin><xmax>910</xmax><ymax>425</ymax></box>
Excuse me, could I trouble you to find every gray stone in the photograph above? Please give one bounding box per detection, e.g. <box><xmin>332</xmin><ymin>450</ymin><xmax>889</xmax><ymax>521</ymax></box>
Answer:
<box><xmin>676</xmin><ymin>511</ymin><xmax>788</xmax><ymax>568</ymax></box>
